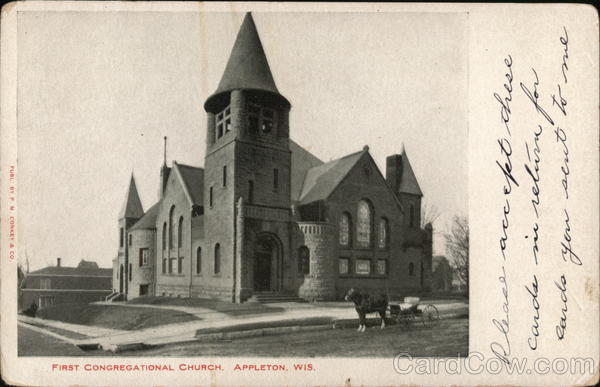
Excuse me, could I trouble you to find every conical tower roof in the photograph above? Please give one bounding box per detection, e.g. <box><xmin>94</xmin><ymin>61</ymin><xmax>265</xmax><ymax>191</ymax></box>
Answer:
<box><xmin>119</xmin><ymin>174</ymin><xmax>144</xmax><ymax>219</ymax></box>
<box><xmin>398</xmin><ymin>148</ymin><xmax>423</xmax><ymax>196</ymax></box>
<box><xmin>204</xmin><ymin>13</ymin><xmax>290</xmax><ymax>112</ymax></box>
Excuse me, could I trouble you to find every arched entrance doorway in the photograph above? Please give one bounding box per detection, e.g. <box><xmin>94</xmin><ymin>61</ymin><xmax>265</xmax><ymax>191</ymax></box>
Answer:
<box><xmin>119</xmin><ymin>264</ymin><xmax>124</xmax><ymax>293</ymax></box>
<box><xmin>253</xmin><ymin>234</ymin><xmax>281</xmax><ymax>292</ymax></box>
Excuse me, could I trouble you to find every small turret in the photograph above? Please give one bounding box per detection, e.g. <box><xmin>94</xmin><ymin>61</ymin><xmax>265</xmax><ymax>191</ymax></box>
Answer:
<box><xmin>118</xmin><ymin>174</ymin><xmax>144</xmax><ymax>297</ymax></box>
<box><xmin>119</xmin><ymin>174</ymin><xmax>144</xmax><ymax>220</ymax></box>
<box><xmin>386</xmin><ymin>146</ymin><xmax>423</xmax><ymax>228</ymax></box>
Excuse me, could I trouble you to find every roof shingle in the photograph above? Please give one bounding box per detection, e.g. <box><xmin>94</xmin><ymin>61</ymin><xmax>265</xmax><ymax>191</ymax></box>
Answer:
<box><xmin>28</xmin><ymin>265</ymin><xmax>111</xmax><ymax>277</ymax></box>
<box><xmin>204</xmin><ymin>12</ymin><xmax>289</xmax><ymax>112</ymax></box>
<box><xmin>119</xmin><ymin>175</ymin><xmax>144</xmax><ymax>219</ymax></box>
<box><xmin>398</xmin><ymin>149</ymin><xmax>423</xmax><ymax>196</ymax></box>
<box><xmin>290</xmin><ymin>139</ymin><xmax>323</xmax><ymax>201</ymax></box>
<box><xmin>130</xmin><ymin>202</ymin><xmax>160</xmax><ymax>231</ymax></box>
<box><xmin>174</xmin><ymin>162</ymin><xmax>204</xmax><ymax>207</ymax></box>
<box><xmin>297</xmin><ymin>150</ymin><xmax>364</xmax><ymax>205</ymax></box>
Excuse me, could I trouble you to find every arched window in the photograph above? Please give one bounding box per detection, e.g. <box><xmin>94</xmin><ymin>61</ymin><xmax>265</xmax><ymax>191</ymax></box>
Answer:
<box><xmin>168</xmin><ymin>206</ymin><xmax>175</xmax><ymax>249</ymax></box>
<box><xmin>196</xmin><ymin>247</ymin><xmax>202</xmax><ymax>274</ymax></box>
<box><xmin>178</xmin><ymin>216</ymin><xmax>184</xmax><ymax>248</ymax></box>
<box><xmin>298</xmin><ymin>246</ymin><xmax>310</xmax><ymax>275</ymax></box>
<box><xmin>214</xmin><ymin>243</ymin><xmax>221</xmax><ymax>274</ymax></box>
<box><xmin>339</xmin><ymin>213</ymin><xmax>351</xmax><ymax>246</ymax></box>
<box><xmin>410</xmin><ymin>204</ymin><xmax>415</xmax><ymax>228</ymax></box>
<box><xmin>356</xmin><ymin>200</ymin><xmax>373</xmax><ymax>248</ymax></box>
<box><xmin>409</xmin><ymin>262</ymin><xmax>415</xmax><ymax>276</ymax></box>
<box><xmin>162</xmin><ymin>222</ymin><xmax>167</xmax><ymax>251</ymax></box>
<box><xmin>248</xmin><ymin>180</ymin><xmax>254</xmax><ymax>203</ymax></box>
<box><xmin>378</xmin><ymin>217</ymin><xmax>389</xmax><ymax>249</ymax></box>
<box><xmin>119</xmin><ymin>227</ymin><xmax>124</xmax><ymax>247</ymax></box>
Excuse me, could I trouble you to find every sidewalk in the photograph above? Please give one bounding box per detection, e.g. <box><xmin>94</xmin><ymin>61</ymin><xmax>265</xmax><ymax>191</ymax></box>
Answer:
<box><xmin>19</xmin><ymin>315</ymin><xmax>126</xmax><ymax>338</ymax></box>
<box><xmin>18</xmin><ymin>299</ymin><xmax>468</xmax><ymax>352</ymax></box>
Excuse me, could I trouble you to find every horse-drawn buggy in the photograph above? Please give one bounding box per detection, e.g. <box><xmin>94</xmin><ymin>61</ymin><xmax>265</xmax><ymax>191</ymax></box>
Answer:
<box><xmin>387</xmin><ymin>296</ymin><xmax>440</xmax><ymax>328</ymax></box>
<box><xmin>345</xmin><ymin>288</ymin><xmax>440</xmax><ymax>332</ymax></box>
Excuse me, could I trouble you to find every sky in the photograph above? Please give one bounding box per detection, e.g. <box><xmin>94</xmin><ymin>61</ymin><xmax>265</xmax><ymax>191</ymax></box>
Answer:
<box><xmin>17</xmin><ymin>11</ymin><xmax>467</xmax><ymax>270</ymax></box>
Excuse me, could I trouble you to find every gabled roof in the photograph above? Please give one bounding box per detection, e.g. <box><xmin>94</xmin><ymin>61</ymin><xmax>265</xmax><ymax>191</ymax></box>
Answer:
<box><xmin>173</xmin><ymin>162</ymin><xmax>204</xmax><ymax>207</ymax></box>
<box><xmin>398</xmin><ymin>149</ymin><xmax>423</xmax><ymax>196</ymax></box>
<box><xmin>28</xmin><ymin>264</ymin><xmax>111</xmax><ymax>277</ymax></box>
<box><xmin>290</xmin><ymin>139</ymin><xmax>324</xmax><ymax>201</ymax></box>
<box><xmin>297</xmin><ymin>149</ymin><xmax>365</xmax><ymax>205</ymax></box>
<box><xmin>204</xmin><ymin>12</ymin><xmax>289</xmax><ymax>112</ymax></box>
<box><xmin>130</xmin><ymin>202</ymin><xmax>160</xmax><ymax>231</ymax></box>
<box><xmin>119</xmin><ymin>174</ymin><xmax>144</xmax><ymax>219</ymax></box>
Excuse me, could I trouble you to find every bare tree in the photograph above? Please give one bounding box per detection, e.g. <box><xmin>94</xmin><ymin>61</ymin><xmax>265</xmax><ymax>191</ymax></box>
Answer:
<box><xmin>17</xmin><ymin>262</ymin><xmax>25</xmax><ymax>287</ymax></box>
<box><xmin>421</xmin><ymin>202</ymin><xmax>440</xmax><ymax>228</ymax></box>
<box><xmin>444</xmin><ymin>215</ymin><xmax>469</xmax><ymax>292</ymax></box>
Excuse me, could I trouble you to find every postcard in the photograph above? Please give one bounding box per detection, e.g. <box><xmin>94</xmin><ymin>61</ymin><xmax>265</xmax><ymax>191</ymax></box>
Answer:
<box><xmin>1</xmin><ymin>2</ymin><xmax>598</xmax><ymax>386</ymax></box>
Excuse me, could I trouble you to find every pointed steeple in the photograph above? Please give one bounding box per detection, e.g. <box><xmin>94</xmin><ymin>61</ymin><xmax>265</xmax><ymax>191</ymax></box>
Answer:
<box><xmin>119</xmin><ymin>174</ymin><xmax>144</xmax><ymax>219</ymax></box>
<box><xmin>398</xmin><ymin>147</ymin><xmax>423</xmax><ymax>196</ymax></box>
<box><xmin>204</xmin><ymin>12</ymin><xmax>290</xmax><ymax>112</ymax></box>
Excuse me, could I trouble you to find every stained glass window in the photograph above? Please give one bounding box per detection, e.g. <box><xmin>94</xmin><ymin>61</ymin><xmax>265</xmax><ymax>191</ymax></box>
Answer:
<box><xmin>376</xmin><ymin>259</ymin><xmax>387</xmax><ymax>275</ymax></box>
<box><xmin>339</xmin><ymin>213</ymin><xmax>350</xmax><ymax>246</ymax></box>
<box><xmin>162</xmin><ymin>222</ymin><xmax>167</xmax><ymax>251</ymax></box>
<box><xmin>178</xmin><ymin>216</ymin><xmax>184</xmax><ymax>247</ymax></box>
<box><xmin>355</xmin><ymin>259</ymin><xmax>371</xmax><ymax>275</ymax></box>
<box><xmin>378</xmin><ymin>218</ymin><xmax>388</xmax><ymax>249</ymax></box>
<box><xmin>168</xmin><ymin>206</ymin><xmax>175</xmax><ymax>249</ymax></box>
<box><xmin>339</xmin><ymin>258</ymin><xmax>349</xmax><ymax>275</ymax></box>
<box><xmin>356</xmin><ymin>200</ymin><xmax>372</xmax><ymax>248</ymax></box>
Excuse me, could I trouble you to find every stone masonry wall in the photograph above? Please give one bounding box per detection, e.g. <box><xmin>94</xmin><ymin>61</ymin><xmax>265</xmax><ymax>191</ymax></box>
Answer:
<box><xmin>155</xmin><ymin>168</ymin><xmax>195</xmax><ymax>298</ymax></box>
<box><xmin>127</xmin><ymin>228</ymin><xmax>156</xmax><ymax>298</ymax></box>
<box><xmin>297</xmin><ymin>222</ymin><xmax>336</xmax><ymax>301</ymax></box>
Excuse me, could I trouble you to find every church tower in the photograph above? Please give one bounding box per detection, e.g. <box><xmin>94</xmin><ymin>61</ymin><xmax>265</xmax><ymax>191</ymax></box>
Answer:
<box><xmin>202</xmin><ymin>13</ymin><xmax>292</xmax><ymax>302</ymax></box>
<box><xmin>204</xmin><ymin>13</ymin><xmax>291</xmax><ymax>200</ymax></box>
<box><xmin>117</xmin><ymin>174</ymin><xmax>144</xmax><ymax>296</ymax></box>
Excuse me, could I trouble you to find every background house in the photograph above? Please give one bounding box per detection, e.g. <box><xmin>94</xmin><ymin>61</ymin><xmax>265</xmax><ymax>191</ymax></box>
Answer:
<box><xmin>19</xmin><ymin>258</ymin><xmax>112</xmax><ymax>310</ymax></box>
<box><xmin>431</xmin><ymin>255</ymin><xmax>453</xmax><ymax>292</ymax></box>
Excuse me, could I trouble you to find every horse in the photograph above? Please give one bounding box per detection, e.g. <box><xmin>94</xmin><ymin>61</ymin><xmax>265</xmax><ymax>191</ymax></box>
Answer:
<box><xmin>344</xmin><ymin>288</ymin><xmax>388</xmax><ymax>332</ymax></box>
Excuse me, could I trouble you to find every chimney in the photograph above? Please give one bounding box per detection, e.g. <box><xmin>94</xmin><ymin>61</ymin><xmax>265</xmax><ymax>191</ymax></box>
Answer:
<box><xmin>386</xmin><ymin>154</ymin><xmax>402</xmax><ymax>194</ymax></box>
<box><xmin>56</xmin><ymin>257</ymin><xmax>62</xmax><ymax>267</ymax></box>
<box><xmin>159</xmin><ymin>137</ymin><xmax>170</xmax><ymax>199</ymax></box>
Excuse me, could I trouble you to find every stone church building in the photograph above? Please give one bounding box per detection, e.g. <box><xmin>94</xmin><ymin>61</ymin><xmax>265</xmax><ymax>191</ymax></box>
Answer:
<box><xmin>112</xmin><ymin>13</ymin><xmax>433</xmax><ymax>303</ymax></box>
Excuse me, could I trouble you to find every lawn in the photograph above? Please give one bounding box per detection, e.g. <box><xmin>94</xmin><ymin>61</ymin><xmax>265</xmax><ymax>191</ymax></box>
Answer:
<box><xmin>124</xmin><ymin>316</ymin><xmax>469</xmax><ymax>357</ymax></box>
<box><xmin>35</xmin><ymin>303</ymin><xmax>199</xmax><ymax>330</ymax></box>
<box><xmin>127</xmin><ymin>296</ymin><xmax>286</xmax><ymax>316</ymax></box>
<box><xmin>18</xmin><ymin>325</ymin><xmax>91</xmax><ymax>357</ymax></box>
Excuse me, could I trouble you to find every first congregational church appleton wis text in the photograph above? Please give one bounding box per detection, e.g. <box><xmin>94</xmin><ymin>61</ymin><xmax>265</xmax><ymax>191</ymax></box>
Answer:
<box><xmin>112</xmin><ymin>13</ymin><xmax>433</xmax><ymax>303</ymax></box>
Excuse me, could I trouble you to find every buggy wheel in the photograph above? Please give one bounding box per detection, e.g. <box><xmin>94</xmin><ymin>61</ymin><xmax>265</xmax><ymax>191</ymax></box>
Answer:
<box><xmin>421</xmin><ymin>305</ymin><xmax>440</xmax><ymax>327</ymax></box>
